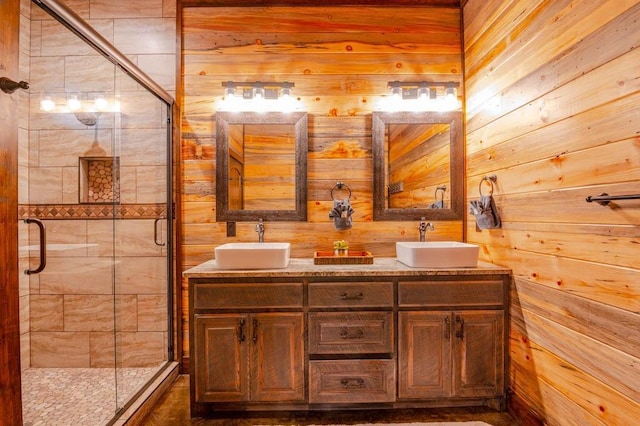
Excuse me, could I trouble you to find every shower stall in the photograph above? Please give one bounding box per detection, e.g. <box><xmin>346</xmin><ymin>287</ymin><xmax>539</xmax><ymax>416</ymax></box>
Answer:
<box><xmin>18</xmin><ymin>1</ymin><xmax>176</xmax><ymax>424</ymax></box>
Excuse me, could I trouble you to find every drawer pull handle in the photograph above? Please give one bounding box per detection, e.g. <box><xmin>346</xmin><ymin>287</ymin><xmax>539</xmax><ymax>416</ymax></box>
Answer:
<box><xmin>444</xmin><ymin>316</ymin><xmax>451</xmax><ymax>340</ymax></box>
<box><xmin>455</xmin><ymin>316</ymin><xmax>465</xmax><ymax>339</ymax></box>
<box><xmin>340</xmin><ymin>377</ymin><xmax>365</xmax><ymax>389</ymax></box>
<box><xmin>340</xmin><ymin>327</ymin><xmax>364</xmax><ymax>339</ymax></box>
<box><xmin>339</xmin><ymin>291</ymin><xmax>364</xmax><ymax>301</ymax></box>
<box><xmin>237</xmin><ymin>318</ymin><xmax>246</xmax><ymax>342</ymax></box>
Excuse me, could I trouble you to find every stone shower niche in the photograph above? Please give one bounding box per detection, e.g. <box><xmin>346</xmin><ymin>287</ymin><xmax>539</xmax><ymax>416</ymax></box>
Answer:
<box><xmin>79</xmin><ymin>157</ymin><xmax>121</xmax><ymax>204</ymax></box>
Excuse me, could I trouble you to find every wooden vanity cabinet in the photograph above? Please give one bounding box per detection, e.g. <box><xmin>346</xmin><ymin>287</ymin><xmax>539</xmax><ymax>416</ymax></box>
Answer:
<box><xmin>194</xmin><ymin>314</ymin><xmax>248</xmax><ymax>402</ymax></box>
<box><xmin>194</xmin><ymin>313</ymin><xmax>304</xmax><ymax>403</ymax></box>
<box><xmin>307</xmin><ymin>281</ymin><xmax>395</xmax><ymax>404</ymax></box>
<box><xmin>398</xmin><ymin>278</ymin><xmax>507</xmax><ymax>405</ymax></box>
<box><xmin>186</xmin><ymin>262</ymin><xmax>510</xmax><ymax>416</ymax></box>
<box><xmin>190</xmin><ymin>281</ymin><xmax>305</xmax><ymax>413</ymax></box>
<box><xmin>398</xmin><ymin>310</ymin><xmax>504</xmax><ymax>399</ymax></box>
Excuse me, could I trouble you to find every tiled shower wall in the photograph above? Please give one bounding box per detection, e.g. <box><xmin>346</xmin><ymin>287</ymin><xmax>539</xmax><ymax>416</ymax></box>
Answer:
<box><xmin>18</xmin><ymin>0</ymin><xmax>176</xmax><ymax>369</ymax></box>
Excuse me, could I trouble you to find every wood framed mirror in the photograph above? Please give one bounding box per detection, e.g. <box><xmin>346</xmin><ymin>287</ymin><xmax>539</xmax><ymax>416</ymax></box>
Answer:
<box><xmin>216</xmin><ymin>111</ymin><xmax>308</xmax><ymax>221</ymax></box>
<box><xmin>372</xmin><ymin>111</ymin><xmax>463</xmax><ymax>221</ymax></box>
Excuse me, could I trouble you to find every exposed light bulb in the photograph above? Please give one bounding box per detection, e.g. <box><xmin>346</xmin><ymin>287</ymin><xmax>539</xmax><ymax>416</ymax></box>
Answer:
<box><xmin>67</xmin><ymin>95</ymin><xmax>81</xmax><ymax>111</ymax></box>
<box><xmin>445</xmin><ymin>86</ymin><xmax>456</xmax><ymax>99</ymax></box>
<box><xmin>94</xmin><ymin>95</ymin><xmax>108</xmax><ymax>111</ymax></box>
<box><xmin>224</xmin><ymin>84</ymin><xmax>236</xmax><ymax>97</ymax></box>
<box><xmin>40</xmin><ymin>96</ymin><xmax>55</xmax><ymax>112</ymax></box>
<box><xmin>418</xmin><ymin>84</ymin><xmax>428</xmax><ymax>99</ymax></box>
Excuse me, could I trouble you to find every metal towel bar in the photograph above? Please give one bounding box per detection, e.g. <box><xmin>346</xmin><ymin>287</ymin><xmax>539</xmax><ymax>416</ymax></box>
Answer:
<box><xmin>585</xmin><ymin>193</ymin><xmax>640</xmax><ymax>206</ymax></box>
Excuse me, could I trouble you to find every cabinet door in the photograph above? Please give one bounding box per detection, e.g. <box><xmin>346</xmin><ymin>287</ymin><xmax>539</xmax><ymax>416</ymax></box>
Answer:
<box><xmin>250</xmin><ymin>313</ymin><xmax>305</xmax><ymax>402</ymax></box>
<box><xmin>452</xmin><ymin>310</ymin><xmax>504</xmax><ymax>398</ymax></box>
<box><xmin>194</xmin><ymin>314</ymin><xmax>250</xmax><ymax>402</ymax></box>
<box><xmin>398</xmin><ymin>311</ymin><xmax>451</xmax><ymax>398</ymax></box>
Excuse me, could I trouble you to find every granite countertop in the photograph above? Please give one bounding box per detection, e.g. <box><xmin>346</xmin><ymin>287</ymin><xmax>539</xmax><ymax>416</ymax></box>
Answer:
<box><xmin>183</xmin><ymin>257</ymin><xmax>511</xmax><ymax>279</ymax></box>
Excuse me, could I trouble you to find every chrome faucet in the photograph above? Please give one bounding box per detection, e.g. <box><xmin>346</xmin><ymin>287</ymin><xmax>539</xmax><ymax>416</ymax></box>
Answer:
<box><xmin>418</xmin><ymin>217</ymin><xmax>434</xmax><ymax>242</ymax></box>
<box><xmin>256</xmin><ymin>218</ymin><xmax>265</xmax><ymax>242</ymax></box>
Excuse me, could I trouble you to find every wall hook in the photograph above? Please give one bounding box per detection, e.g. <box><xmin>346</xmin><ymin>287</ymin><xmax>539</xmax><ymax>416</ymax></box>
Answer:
<box><xmin>0</xmin><ymin>77</ymin><xmax>30</xmax><ymax>94</ymax></box>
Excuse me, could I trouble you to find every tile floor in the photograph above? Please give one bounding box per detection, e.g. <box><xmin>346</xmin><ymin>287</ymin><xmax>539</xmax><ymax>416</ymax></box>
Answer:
<box><xmin>143</xmin><ymin>375</ymin><xmax>520</xmax><ymax>426</ymax></box>
<box><xmin>21</xmin><ymin>367</ymin><xmax>159</xmax><ymax>426</ymax></box>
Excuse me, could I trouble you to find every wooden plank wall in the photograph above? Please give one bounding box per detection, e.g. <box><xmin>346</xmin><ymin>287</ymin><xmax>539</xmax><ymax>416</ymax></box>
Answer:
<box><xmin>180</xmin><ymin>5</ymin><xmax>462</xmax><ymax>361</ymax></box>
<box><xmin>463</xmin><ymin>0</ymin><xmax>640</xmax><ymax>423</ymax></box>
<box><xmin>0</xmin><ymin>0</ymin><xmax>23</xmax><ymax>422</ymax></box>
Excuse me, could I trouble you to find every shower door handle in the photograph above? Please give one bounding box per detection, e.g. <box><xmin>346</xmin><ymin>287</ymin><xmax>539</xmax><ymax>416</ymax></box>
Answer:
<box><xmin>24</xmin><ymin>218</ymin><xmax>47</xmax><ymax>275</ymax></box>
<box><xmin>154</xmin><ymin>217</ymin><xmax>166</xmax><ymax>246</ymax></box>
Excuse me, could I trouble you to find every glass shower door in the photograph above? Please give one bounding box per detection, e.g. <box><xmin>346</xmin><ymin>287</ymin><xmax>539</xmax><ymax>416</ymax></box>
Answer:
<box><xmin>19</xmin><ymin>1</ymin><xmax>173</xmax><ymax>423</ymax></box>
<box><xmin>112</xmin><ymin>70</ymin><xmax>172</xmax><ymax>411</ymax></box>
<box><xmin>20</xmin><ymin>63</ymin><xmax>125</xmax><ymax>423</ymax></box>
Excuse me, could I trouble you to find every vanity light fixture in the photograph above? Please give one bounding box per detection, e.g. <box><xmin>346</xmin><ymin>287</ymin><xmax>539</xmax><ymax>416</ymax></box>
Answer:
<box><xmin>39</xmin><ymin>93</ymin><xmax>121</xmax><ymax>113</ymax></box>
<box><xmin>222</xmin><ymin>81</ymin><xmax>294</xmax><ymax>100</ymax></box>
<box><xmin>387</xmin><ymin>81</ymin><xmax>459</xmax><ymax>99</ymax></box>
<box><xmin>383</xmin><ymin>81</ymin><xmax>461</xmax><ymax>112</ymax></box>
<box><xmin>219</xmin><ymin>81</ymin><xmax>298</xmax><ymax>112</ymax></box>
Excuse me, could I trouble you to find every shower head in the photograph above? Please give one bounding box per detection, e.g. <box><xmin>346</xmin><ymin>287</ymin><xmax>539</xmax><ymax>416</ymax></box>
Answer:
<box><xmin>74</xmin><ymin>112</ymin><xmax>98</xmax><ymax>126</ymax></box>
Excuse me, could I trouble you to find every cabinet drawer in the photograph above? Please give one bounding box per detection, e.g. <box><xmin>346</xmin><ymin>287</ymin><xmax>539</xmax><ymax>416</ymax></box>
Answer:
<box><xmin>398</xmin><ymin>280</ymin><xmax>504</xmax><ymax>307</ymax></box>
<box><xmin>308</xmin><ymin>282</ymin><xmax>393</xmax><ymax>308</ymax></box>
<box><xmin>309</xmin><ymin>360</ymin><xmax>396</xmax><ymax>403</ymax></box>
<box><xmin>308</xmin><ymin>312</ymin><xmax>394</xmax><ymax>354</ymax></box>
<box><xmin>194</xmin><ymin>283</ymin><xmax>303</xmax><ymax>309</ymax></box>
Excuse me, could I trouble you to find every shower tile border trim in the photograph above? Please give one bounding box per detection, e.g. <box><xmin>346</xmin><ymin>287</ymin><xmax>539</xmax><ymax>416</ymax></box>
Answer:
<box><xmin>19</xmin><ymin>203</ymin><xmax>167</xmax><ymax>220</ymax></box>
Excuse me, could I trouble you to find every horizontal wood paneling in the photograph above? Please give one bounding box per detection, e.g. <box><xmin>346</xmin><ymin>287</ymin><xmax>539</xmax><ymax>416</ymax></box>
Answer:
<box><xmin>180</xmin><ymin>3</ymin><xmax>463</xmax><ymax>361</ymax></box>
<box><xmin>181</xmin><ymin>0</ymin><xmax>461</xmax><ymax>9</ymax></box>
<box><xmin>466</xmin><ymin>2</ymin><xmax>640</xmax><ymax>134</ymax></box>
<box><xmin>465</xmin><ymin>0</ymin><xmax>638</xmax><ymax>116</ymax></box>
<box><xmin>464</xmin><ymin>0</ymin><xmax>640</xmax><ymax>423</ymax></box>
<box><xmin>180</xmin><ymin>4</ymin><xmax>463</xmax><ymax>258</ymax></box>
<box><xmin>510</xmin><ymin>304</ymin><xmax>640</xmax><ymax>424</ymax></box>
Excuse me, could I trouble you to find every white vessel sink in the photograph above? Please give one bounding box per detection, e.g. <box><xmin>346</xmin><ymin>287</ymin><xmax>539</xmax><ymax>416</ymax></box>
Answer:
<box><xmin>396</xmin><ymin>241</ymin><xmax>479</xmax><ymax>268</ymax></box>
<box><xmin>215</xmin><ymin>242</ymin><xmax>291</xmax><ymax>269</ymax></box>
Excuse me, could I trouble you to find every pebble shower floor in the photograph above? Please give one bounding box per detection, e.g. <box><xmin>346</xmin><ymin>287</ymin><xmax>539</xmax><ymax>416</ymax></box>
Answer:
<box><xmin>21</xmin><ymin>366</ymin><xmax>158</xmax><ymax>426</ymax></box>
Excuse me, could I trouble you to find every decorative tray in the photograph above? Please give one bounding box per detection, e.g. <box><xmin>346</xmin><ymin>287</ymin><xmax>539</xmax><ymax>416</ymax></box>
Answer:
<box><xmin>313</xmin><ymin>250</ymin><xmax>374</xmax><ymax>265</ymax></box>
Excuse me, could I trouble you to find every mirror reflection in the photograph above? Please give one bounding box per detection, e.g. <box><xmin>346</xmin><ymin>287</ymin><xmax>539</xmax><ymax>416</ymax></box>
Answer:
<box><xmin>386</xmin><ymin>122</ymin><xmax>451</xmax><ymax>209</ymax></box>
<box><xmin>216</xmin><ymin>112</ymin><xmax>307</xmax><ymax>222</ymax></box>
<box><xmin>373</xmin><ymin>111</ymin><xmax>463</xmax><ymax>221</ymax></box>
<box><xmin>227</xmin><ymin>123</ymin><xmax>296</xmax><ymax>211</ymax></box>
